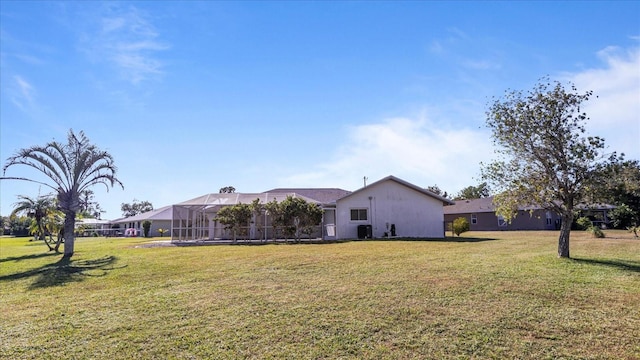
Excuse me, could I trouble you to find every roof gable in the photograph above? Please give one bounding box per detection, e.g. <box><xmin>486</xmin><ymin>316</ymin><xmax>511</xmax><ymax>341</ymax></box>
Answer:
<box><xmin>337</xmin><ymin>175</ymin><xmax>454</xmax><ymax>205</ymax></box>
<box><xmin>112</xmin><ymin>205</ymin><xmax>173</xmax><ymax>223</ymax></box>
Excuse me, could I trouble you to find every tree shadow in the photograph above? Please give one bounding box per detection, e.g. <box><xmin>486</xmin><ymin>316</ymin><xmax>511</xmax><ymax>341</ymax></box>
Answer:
<box><xmin>428</xmin><ymin>236</ymin><xmax>499</xmax><ymax>243</ymax></box>
<box><xmin>0</xmin><ymin>255</ymin><xmax>125</xmax><ymax>289</ymax></box>
<box><xmin>0</xmin><ymin>252</ymin><xmax>59</xmax><ymax>263</ymax></box>
<box><xmin>572</xmin><ymin>257</ymin><xmax>640</xmax><ymax>273</ymax></box>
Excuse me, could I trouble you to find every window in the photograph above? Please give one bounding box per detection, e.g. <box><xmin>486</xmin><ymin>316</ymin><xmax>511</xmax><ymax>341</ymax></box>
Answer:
<box><xmin>497</xmin><ymin>215</ymin><xmax>507</xmax><ymax>227</ymax></box>
<box><xmin>471</xmin><ymin>214</ymin><xmax>477</xmax><ymax>224</ymax></box>
<box><xmin>546</xmin><ymin>211</ymin><xmax>552</xmax><ymax>225</ymax></box>
<box><xmin>350</xmin><ymin>208</ymin><xmax>368</xmax><ymax>221</ymax></box>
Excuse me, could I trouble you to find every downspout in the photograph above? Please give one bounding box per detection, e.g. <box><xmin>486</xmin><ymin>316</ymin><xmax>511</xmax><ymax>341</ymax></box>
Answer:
<box><xmin>369</xmin><ymin>196</ymin><xmax>374</xmax><ymax>238</ymax></box>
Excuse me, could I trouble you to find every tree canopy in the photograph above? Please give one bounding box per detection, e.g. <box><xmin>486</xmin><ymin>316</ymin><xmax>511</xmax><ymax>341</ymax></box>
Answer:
<box><xmin>215</xmin><ymin>202</ymin><xmax>252</xmax><ymax>242</ymax></box>
<box><xmin>426</xmin><ymin>185</ymin><xmax>449</xmax><ymax>199</ymax></box>
<box><xmin>10</xmin><ymin>194</ymin><xmax>56</xmax><ymax>242</ymax></box>
<box><xmin>219</xmin><ymin>186</ymin><xmax>236</xmax><ymax>194</ymax></box>
<box><xmin>481</xmin><ymin>79</ymin><xmax>615</xmax><ymax>258</ymax></box>
<box><xmin>592</xmin><ymin>159</ymin><xmax>640</xmax><ymax>235</ymax></box>
<box><xmin>121</xmin><ymin>199</ymin><xmax>154</xmax><ymax>217</ymax></box>
<box><xmin>454</xmin><ymin>183</ymin><xmax>490</xmax><ymax>200</ymax></box>
<box><xmin>2</xmin><ymin>129</ymin><xmax>123</xmax><ymax>258</ymax></box>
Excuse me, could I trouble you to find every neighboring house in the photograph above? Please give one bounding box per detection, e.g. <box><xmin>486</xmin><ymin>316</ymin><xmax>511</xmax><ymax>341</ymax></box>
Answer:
<box><xmin>335</xmin><ymin>175</ymin><xmax>454</xmax><ymax>239</ymax></box>
<box><xmin>110</xmin><ymin>205</ymin><xmax>173</xmax><ymax>237</ymax></box>
<box><xmin>444</xmin><ymin>196</ymin><xmax>614</xmax><ymax>231</ymax></box>
<box><xmin>75</xmin><ymin>218</ymin><xmax>112</xmax><ymax>236</ymax></box>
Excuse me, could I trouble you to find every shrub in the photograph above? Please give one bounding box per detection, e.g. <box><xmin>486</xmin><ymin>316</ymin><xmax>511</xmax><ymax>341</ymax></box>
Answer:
<box><xmin>142</xmin><ymin>220</ymin><xmax>152</xmax><ymax>238</ymax></box>
<box><xmin>576</xmin><ymin>217</ymin><xmax>592</xmax><ymax>230</ymax></box>
<box><xmin>588</xmin><ymin>226</ymin><xmax>605</xmax><ymax>238</ymax></box>
<box><xmin>452</xmin><ymin>217</ymin><xmax>470</xmax><ymax>237</ymax></box>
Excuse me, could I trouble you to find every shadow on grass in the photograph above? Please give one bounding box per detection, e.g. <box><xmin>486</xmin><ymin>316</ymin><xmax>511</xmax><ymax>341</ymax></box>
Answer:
<box><xmin>0</xmin><ymin>255</ymin><xmax>125</xmax><ymax>289</ymax></box>
<box><xmin>429</xmin><ymin>236</ymin><xmax>499</xmax><ymax>243</ymax></box>
<box><xmin>572</xmin><ymin>257</ymin><xmax>640</xmax><ymax>273</ymax></box>
<box><xmin>0</xmin><ymin>252</ymin><xmax>59</xmax><ymax>263</ymax></box>
<box><xmin>169</xmin><ymin>239</ymin><xmax>354</xmax><ymax>247</ymax></box>
<box><xmin>161</xmin><ymin>237</ymin><xmax>499</xmax><ymax>247</ymax></box>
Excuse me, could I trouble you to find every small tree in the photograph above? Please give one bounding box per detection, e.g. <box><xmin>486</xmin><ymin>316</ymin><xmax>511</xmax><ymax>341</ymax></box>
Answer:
<box><xmin>265</xmin><ymin>198</ymin><xmax>285</xmax><ymax>241</ymax></box>
<box><xmin>142</xmin><ymin>220</ymin><xmax>152</xmax><ymax>238</ymax></box>
<box><xmin>482</xmin><ymin>78</ymin><xmax>616</xmax><ymax>258</ymax></box>
<box><xmin>452</xmin><ymin>217</ymin><xmax>470</xmax><ymax>237</ymax></box>
<box><xmin>250</xmin><ymin>198</ymin><xmax>266</xmax><ymax>241</ymax></box>
<box><xmin>278</xmin><ymin>196</ymin><xmax>323</xmax><ymax>242</ymax></box>
<box><xmin>158</xmin><ymin>228</ymin><xmax>168</xmax><ymax>237</ymax></box>
<box><xmin>215</xmin><ymin>203</ymin><xmax>252</xmax><ymax>242</ymax></box>
<box><xmin>10</xmin><ymin>194</ymin><xmax>56</xmax><ymax>242</ymax></box>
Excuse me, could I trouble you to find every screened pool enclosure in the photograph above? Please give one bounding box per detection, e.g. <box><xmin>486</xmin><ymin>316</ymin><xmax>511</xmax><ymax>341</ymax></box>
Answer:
<box><xmin>170</xmin><ymin>192</ymin><xmax>330</xmax><ymax>242</ymax></box>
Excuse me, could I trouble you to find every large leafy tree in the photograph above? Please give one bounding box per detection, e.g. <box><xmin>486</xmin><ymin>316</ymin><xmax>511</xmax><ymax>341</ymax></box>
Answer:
<box><xmin>121</xmin><ymin>199</ymin><xmax>154</xmax><ymax>217</ymax></box>
<box><xmin>454</xmin><ymin>182</ymin><xmax>490</xmax><ymax>200</ymax></box>
<box><xmin>2</xmin><ymin>130</ymin><xmax>123</xmax><ymax>258</ymax></box>
<box><xmin>10</xmin><ymin>194</ymin><xmax>56</xmax><ymax>242</ymax></box>
<box><xmin>481</xmin><ymin>79</ymin><xmax>614</xmax><ymax>258</ymax></box>
<box><xmin>592</xmin><ymin>159</ymin><xmax>640</xmax><ymax>234</ymax></box>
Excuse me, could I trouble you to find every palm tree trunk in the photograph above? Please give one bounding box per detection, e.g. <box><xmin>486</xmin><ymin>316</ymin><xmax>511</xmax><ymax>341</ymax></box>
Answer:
<box><xmin>558</xmin><ymin>213</ymin><xmax>573</xmax><ymax>258</ymax></box>
<box><xmin>43</xmin><ymin>234</ymin><xmax>56</xmax><ymax>251</ymax></box>
<box><xmin>62</xmin><ymin>210</ymin><xmax>76</xmax><ymax>258</ymax></box>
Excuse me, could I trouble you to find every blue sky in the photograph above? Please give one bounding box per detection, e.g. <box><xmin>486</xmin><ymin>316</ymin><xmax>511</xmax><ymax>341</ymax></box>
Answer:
<box><xmin>1</xmin><ymin>1</ymin><xmax>639</xmax><ymax>219</ymax></box>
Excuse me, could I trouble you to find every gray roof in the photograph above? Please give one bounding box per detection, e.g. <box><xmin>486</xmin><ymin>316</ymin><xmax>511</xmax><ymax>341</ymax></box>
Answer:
<box><xmin>263</xmin><ymin>188</ymin><xmax>352</xmax><ymax>204</ymax></box>
<box><xmin>176</xmin><ymin>192</ymin><xmax>320</xmax><ymax>208</ymax></box>
<box><xmin>111</xmin><ymin>205</ymin><xmax>173</xmax><ymax>223</ymax></box>
<box><xmin>444</xmin><ymin>197</ymin><xmax>497</xmax><ymax>214</ymax></box>
<box><xmin>444</xmin><ymin>196</ymin><xmax>616</xmax><ymax>215</ymax></box>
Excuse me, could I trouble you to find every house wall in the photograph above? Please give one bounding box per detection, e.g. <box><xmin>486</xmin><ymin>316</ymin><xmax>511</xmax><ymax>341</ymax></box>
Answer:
<box><xmin>111</xmin><ymin>220</ymin><xmax>172</xmax><ymax>237</ymax></box>
<box><xmin>336</xmin><ymin>180</ymin><xmax>445</xmax><ymax>239</ymax></box>
<box><xmin>444</xmin><ymin>209</ymin><xmax>562</xmax><ymax>231</ymax></box>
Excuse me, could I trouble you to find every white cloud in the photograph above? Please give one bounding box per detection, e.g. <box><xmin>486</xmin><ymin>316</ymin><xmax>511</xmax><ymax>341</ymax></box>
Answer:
<box><xmin>564</xmin><ymin>45</ymin><xmax>640</xmax><ymax>159</ymax></box>
<box><xmin>10</xmin><ymin>75</ymin><xmax>36</xmax><ymax>111</ymax></box>
<box><xmin>81</xmin><ymin>5</ymin><xmax>169</xmax><ymax>84</ymax></box>
<box><xmin>281</xmin><ymin>115</ymin><xmax>493</xmax><ymax>195</ymax></box>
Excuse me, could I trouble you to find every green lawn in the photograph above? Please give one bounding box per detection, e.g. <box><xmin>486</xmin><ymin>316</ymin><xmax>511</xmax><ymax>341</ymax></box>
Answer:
<box><xmin>1</xmin><ymin>231</ymin><xmax>639</xmax><ymax>359</ymax></box>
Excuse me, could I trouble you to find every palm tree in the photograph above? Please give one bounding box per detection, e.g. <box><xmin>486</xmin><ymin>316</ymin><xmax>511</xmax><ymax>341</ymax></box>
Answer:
<box><xmin>42</xmin><ymin>209</ymin><xmax>65</xmax><ymax>252</ymax></box>
<box><xmin>10</xmin><ymin>194</ymin><xmax>56</xmax><ymax>243</ymax></box>
<box><xmin>2</xmin><ymin>130</ymin><xmax>123</xmax><ymax>258</ymax></box>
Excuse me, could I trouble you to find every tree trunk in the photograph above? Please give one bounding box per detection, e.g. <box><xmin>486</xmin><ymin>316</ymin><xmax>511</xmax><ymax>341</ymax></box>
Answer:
<box><xmin>558</xmin><ymin>213</ymin><xmax>573</xmax><ymax>258</ymax></box>
<box><xmin>44</xmin><ymin>234</ymin><xmax>56</xmax><ymax>251</ymax></box>
<box><xmin>62</xmin><ymin>210</ymin><xmax>76</xmax><ymax>258</ymax></box>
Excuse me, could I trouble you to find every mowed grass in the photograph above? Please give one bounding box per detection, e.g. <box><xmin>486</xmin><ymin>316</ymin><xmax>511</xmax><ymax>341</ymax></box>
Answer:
<box><xmin>1</xmin><ymin>231</ymin><xmax>639</xmax><ymax>359</ymax></box>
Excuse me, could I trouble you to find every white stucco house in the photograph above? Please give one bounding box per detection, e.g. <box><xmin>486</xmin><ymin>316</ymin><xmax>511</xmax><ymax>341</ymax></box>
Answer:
<box><xmin>335</xmin><ymin>175</ymin><xmax>454</xmax><ymax>239</ymax></box>
<box><xmin>111</xmin><ymin>175</ymin><xmax>453</xmax><ymax>241</ymax></box>
<box><xmin>110</xmin><ymin>205</ymin><xmax>173</xmax><ymax>237</ymax></box>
